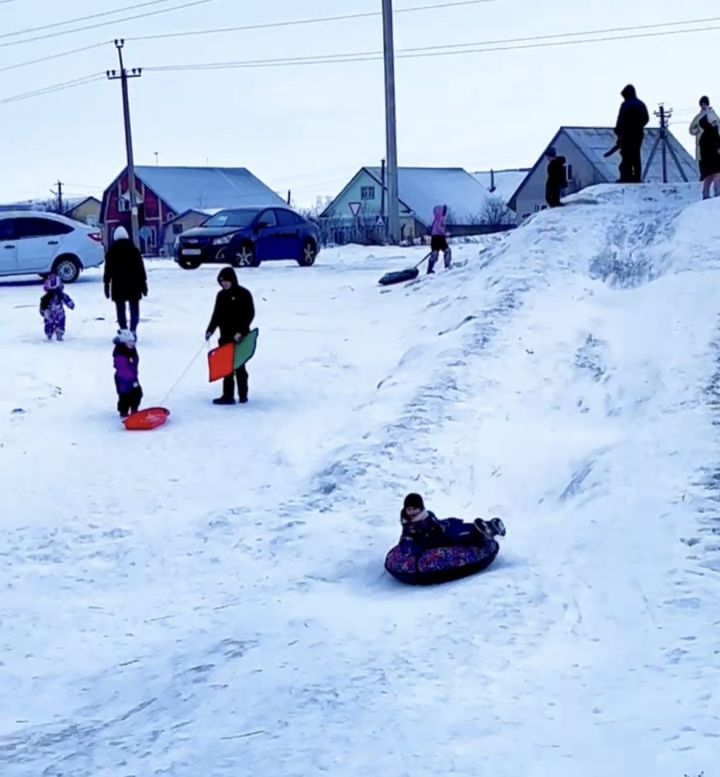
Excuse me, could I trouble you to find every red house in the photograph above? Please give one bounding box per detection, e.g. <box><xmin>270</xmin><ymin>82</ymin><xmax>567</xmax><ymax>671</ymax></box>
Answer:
<box><xmin>100</xmin><ymin>165</ymin><xmax>286</xmax><ymax>255</ymax></box>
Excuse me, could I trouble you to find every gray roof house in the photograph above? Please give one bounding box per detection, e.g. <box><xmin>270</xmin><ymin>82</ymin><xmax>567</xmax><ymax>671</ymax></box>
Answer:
<box><xmin>508</xmin><ymin>126</ymin><xmax>697</xmax><ymax>222</ymax></box>
<box><xmin>101</xmin><ymin>165</ymin><xmax>286</xmax><ymax>254</ymax></box>
<box><xmin>320</xmin><ymin>166</ymin><xmax>501</xmax><ymax>244</ymax></box>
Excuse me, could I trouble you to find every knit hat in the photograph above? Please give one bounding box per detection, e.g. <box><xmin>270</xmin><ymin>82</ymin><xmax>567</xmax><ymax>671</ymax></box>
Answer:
<box><xmin>545</xmin><ymin>146</ymin><xmax>557</xmax><ymax>158</ymax></box>
<box><xmin>700</xmin><ymin>95</ymin><xmax>710</xmax><ymax>107</ymax></box>
<box><xmin>403</xmin><ymin>492</ymin><xmax>425</xmax><ymax>510</ymax></box>
<box><xmin>43</xmin><ymin>273</ymin><xmax>62</xmax><ymax>292</ymax></box>
<box><xmin>113</xmin><ymin>225</ymin><xmax>129</xmax><ymax>241</ymax></box>
<box><xmin>113</xmin><ymin>328</ymin><xmax>136</xmax><ymax>345</ymax></box>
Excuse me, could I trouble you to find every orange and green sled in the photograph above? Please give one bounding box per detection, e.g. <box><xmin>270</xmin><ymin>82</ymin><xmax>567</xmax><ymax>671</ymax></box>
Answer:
<box><xmin>207</xmin><ymin>328</ymin><xmax>259</xmax><ymax>382</ymax></box>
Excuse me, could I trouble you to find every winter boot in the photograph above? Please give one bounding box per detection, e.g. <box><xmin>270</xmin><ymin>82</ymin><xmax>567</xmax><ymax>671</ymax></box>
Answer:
<box><xmin>443</xmin><ymin>248</ymin><xmax>452</xmax><ymax>269</ymax></box>
<box><xmin>56</xmin><ymin>332</ymin><xmax>64</xmax><ymax>341</ymax></box>
<box><xmin>213</xmin><ymin>396</ymin><xmax>236</xmax><ymax>405</ymax></box>
<box><xmin>427</xmin><ymin>252</ymin><xmax>438</xmax><ymax>275</ymax></box>
<box><xmin>473</xmin><ymin>518</ymin><xmax>495</xmax><ymax>541</ymax></box>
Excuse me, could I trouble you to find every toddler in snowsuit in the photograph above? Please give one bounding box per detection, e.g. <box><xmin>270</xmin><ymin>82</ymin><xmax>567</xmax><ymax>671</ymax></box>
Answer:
<box><xmin>39</xmin><ymin>274</ymin><xmax>74</xmax><ymax>340</ymax></box>
<box><xmin>399</xmin><ymin>492</ymin><xmax>505</xmax><ymax>551</ymax></box>
<box><xmin>113</xmin><ymin>329</ymin><xmax>143</xmax><ymax>418</ymax></box>
<box><xmin>427</xmin><ymin>204</ymin><xmax>452</xmax><ymax>274</ymax></box>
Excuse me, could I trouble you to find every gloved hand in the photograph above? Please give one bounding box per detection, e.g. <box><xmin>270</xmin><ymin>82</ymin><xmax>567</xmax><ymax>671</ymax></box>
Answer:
<box><xmin>142</xmin><ymin>285</ymin><xmax>148</xmax><ymax>298</ymax></box>
<box><xmin>205</xmin><ymin>331</ymin><xmax>213</xmax><ymax>341</ymax></box>
<box><xmin>104</xmin><ymin>285</ymin><xmax>110</xmax><ymax>300</ymax></box>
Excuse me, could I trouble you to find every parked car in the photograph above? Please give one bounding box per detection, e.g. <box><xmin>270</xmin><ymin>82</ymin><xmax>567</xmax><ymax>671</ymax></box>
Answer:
<box><xmin>0</xmin><ymin>211</ymin><xmax>104</xmax><ymax>283</ymax></box>
<box><xmin>175</xmin><ymin>207</ymin><xmax>320</xmax><ymax>270</ymax></box>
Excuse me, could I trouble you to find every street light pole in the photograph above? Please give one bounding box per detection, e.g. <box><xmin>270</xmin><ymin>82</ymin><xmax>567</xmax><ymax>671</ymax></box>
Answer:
<box><xmin>107</xmin><ymin>39</ymin><xmax>142</xmax><ymax>248</ymax></box>
<box><xmin>382</xmin><ymin>0</ymin><xmax>400</xmax><ymax>244</ymax></box>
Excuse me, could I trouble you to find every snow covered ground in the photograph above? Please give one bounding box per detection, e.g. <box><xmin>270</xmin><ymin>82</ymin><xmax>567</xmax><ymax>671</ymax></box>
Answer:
<box><xmin>1</xmin><ymin>184</ymin><xmax>719</xmax><ymax>776</ymax></box>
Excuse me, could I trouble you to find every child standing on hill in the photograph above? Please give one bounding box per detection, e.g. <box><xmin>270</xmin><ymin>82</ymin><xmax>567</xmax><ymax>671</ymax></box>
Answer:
<box><xmin>112</xmin><ymin>329</ymin><xmax>143</xmax><ymax>418</ymax></box>
<box><xmin>427</xmin><ymin>204</ymin><xmax>452</xmax><ymax>274</ymax></box>
<box><xmin>39</xmin><ymin>273</ymin><xmax>75</xmax><ymax>341</ymax></box>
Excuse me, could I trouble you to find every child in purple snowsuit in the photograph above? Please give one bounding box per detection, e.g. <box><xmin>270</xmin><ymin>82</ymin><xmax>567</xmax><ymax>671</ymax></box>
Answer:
<box><xmin>112</xmin><ymin>329</ymin><xmax>143</xmax><ymax>417</ymax></box>
<box><xmin>427</xmin><ymin>204</ymin><xmax>452</xmax><ymax>274</ymax></box>
<box><xmin>39</xmin><ymin>274</ymin><xmax>75</xmax><ymax>341</ymax></box>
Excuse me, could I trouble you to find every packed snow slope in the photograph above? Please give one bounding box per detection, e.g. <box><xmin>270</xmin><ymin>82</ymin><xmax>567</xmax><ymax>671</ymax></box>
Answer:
<box><xmin>1</xmin><ymin>183</ymin><xmax>719</xmax><ymax>777</ymax></box>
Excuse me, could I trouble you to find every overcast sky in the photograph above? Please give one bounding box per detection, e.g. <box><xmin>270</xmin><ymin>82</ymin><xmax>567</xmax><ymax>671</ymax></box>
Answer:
<box><xmin>0</xmin><ymin>0</ymin><xmax>716</xmax><ymax>206</ymax></box>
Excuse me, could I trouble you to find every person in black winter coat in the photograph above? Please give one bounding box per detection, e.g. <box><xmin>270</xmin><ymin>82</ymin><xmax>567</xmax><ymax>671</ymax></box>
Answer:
<box><xmin>698</xmin><ymin>116</ymin><xmax>720</xmax><ymax>199</ymax></box>
<box><xmin>103</xmin><ymin>226</ymin><xmax>148</xmax><ymax>334</ymax></box>
<box><xmin>205</xmin><ymin>266</ymin><xmax>255</xmax><ymax>405</ymax></box>
<box><xmin>545</xmin><ymin>146</ymin><xmax>567</xmax><ymax>207</ymax></box>
<box><xmin>614</xmin><ymin>84</ymin><xmax>650</xmax><ymax>183</ymax></box>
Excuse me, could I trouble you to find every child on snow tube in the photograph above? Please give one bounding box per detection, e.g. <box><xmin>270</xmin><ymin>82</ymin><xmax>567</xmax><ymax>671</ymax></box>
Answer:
<box><xmin>385</xmin><ymin>493</ymin><xmax>506</xmax><ymax>585</ymax></box>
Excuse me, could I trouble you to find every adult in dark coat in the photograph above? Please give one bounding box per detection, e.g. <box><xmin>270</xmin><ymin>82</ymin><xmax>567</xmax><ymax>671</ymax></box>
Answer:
<box><xmin>544</xmin><ymin>146</ymin><xmax>567</xmax><ymax>207</ymax></box>
<box><xmin>698</xmin><ymin>116</ymin><xmax>720</xmax><ymax>200</ymax></box>
<box><xmin>103</xmin><ymin>226</ymin><xmax>148</xmax><ymax>334</ymax></box>
<box><xmin>205</xmin><ymin>266</ymin><xmax>255</xmax><ymax>405</ymax></box>
<box><xmin>614</xmin><ymin>84</ymin><xmax>650</xmax><ymax>183</ymax></box>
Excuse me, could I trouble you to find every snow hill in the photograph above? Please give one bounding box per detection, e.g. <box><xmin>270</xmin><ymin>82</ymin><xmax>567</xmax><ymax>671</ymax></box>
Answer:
<box><xmin>1</xmin><ymin>183</ymin><xmax>719</xmax><ymax>776</ymax></box>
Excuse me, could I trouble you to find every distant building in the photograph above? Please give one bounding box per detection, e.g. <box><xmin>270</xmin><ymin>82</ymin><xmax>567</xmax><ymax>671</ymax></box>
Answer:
<box><xmin>64</xmin><ymin>196</ymin><xmax>101</xmax><ymax>226</ymax></box>
<box><xmin>508</xmin><ymin>126</ymin><xmax>697</xmax><ymax>222</ymax></box>
<box><xmin>100</xmin><ymin>166</ymin><xmax>286</xmax><ymax>255</ymax></box>
<box><xmin>473</xmin><ymin>168</ymin><xmax>530</xmax><ymax>206</ymax></box>
<box><xmin>320</xmin><ymin>166</ymin><xmax>505</xmax><ymax>245</ymax></box>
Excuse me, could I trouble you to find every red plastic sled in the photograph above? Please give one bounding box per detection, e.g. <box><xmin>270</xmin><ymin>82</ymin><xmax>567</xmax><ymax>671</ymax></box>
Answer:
<box><xmin>122</xmin><ymin>406</ymin><xmax>171</xmax><ymax>431</ymax></box>
<box><xmin>208</xmin><ymin>343</ymin><xmax>235</xmax><ymax>382</ymax></box>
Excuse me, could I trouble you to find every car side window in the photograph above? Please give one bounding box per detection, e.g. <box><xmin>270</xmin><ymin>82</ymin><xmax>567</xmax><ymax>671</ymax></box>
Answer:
<box><xmin>14</xmin><ymin>218</ymin><xmax>73</xmax><ymax>239</ymax></box>
<box><xmin>0</xmin><ymin>218</ymin><xmax>14</xmax><ymax>241</ymax></box>
<box><xmin>257</xmin><ymin>210</ymin><xmax>277</xmax><ymax>228</ymax></box>
<box><xmin>275</xmin><ymin>209</ymin><xmax>302</xmax><ymax>227</ymax></box>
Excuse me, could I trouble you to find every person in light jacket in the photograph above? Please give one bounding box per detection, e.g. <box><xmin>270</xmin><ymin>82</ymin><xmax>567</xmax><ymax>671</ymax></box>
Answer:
<box><xmin>689</xmin><ymin>95</ymin><xmax>720</xmax><ymax>174</ymax></box>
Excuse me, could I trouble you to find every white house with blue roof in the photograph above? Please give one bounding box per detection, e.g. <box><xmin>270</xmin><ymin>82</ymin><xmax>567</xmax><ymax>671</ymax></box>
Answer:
<box><xmin>320</xmin><ymin>166</ymin><xmax>498</xmax><ymax>243</ymax></box>
<box><xmin>508</xmin><ymin>126</ymin><xmax>697</xmax><ymax>223</ymax></box>
<box><xmin>100</xmin><ymin>166</ymin><xmax>286</xmax><ymax>254</ymax></box>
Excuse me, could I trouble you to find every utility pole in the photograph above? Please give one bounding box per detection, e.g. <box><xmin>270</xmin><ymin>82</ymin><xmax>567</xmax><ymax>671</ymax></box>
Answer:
<box><xmin>382</xmin><ymin>0</ymin><xmax>400</xmax><ymax>244</ymax></box>
<box><xmin>50</xmin><ymin>181</ymin><xmax>63</xmax><ymax>213</ymax></box>
<box><xmin>656</xmin><ymin>103</ymin><xmax>671</xmax><ymax>184</ymax></box>
<box><xmin>107</xmin><ymin>39</ymin><xmax>142</xmax><ymax>248</ymax></box>
<box><xmin>644</xmin><ymin>103</ymin><xmax>688</xmax><ymax>184</ymax></box>
<box><xmin>380</xmin><ymin>157</ymin><xmax>386</xmax><ymax>239</ymax></box>
<box><xmin>154</xmin><ymin>151</ymin><xmax>159</xmax><ymax>165</ymax></box>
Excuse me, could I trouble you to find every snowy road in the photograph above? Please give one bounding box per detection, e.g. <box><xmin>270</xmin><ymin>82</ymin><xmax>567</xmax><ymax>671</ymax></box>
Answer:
<box><xmin>1</xmin><ymin>186</ymin><xmax>720</xmax><ymax>776</ymax></box>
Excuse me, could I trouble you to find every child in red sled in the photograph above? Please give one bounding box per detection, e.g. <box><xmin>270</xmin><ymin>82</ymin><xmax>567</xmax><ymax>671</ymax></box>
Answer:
<box><xmin>400</xmin><ymin>492</ymin><xmax>505</xmax><ymax>548</ymax></box>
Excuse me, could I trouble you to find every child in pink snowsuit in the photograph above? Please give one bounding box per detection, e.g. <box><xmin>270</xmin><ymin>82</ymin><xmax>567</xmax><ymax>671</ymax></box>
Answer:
<box><xmin>39</xmin><ymin>274</ymin><xmax>75</xmax><ymax>341</ymax></box>
<box><xmin>427</xmin><ymin>204</ymin><xmax>451</xmax><ymax>274</ymax></box>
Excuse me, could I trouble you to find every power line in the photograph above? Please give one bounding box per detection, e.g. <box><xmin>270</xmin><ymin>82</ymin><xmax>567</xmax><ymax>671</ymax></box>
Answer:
<box><xmin>0</xmin><ymin>0</ymin><xmax>494</xmax><ymax>72</ymax></box>
<box><xmin>5</xmin><ymin>18</ymin><xmax>720</xmax><ymax>103</ymax></box>
<box><xmin>0</xmin><ymin>0</ymin><xmax>180</xmax><ymax>40</ymax></box>
<box><xmin>129</xmin><ymin>0</ymin><xmax>495</xmax><ymax>42</ymax></box>
<box><xmin>142</xmin><ymin>20</ymin><xmax>720</xmax><ymax>72</ymax></box>
<box><xmin>0</xmin><ymin>42</ymin><xmax>108</xmax><ymax>74</ymax></box>
<box><xmin>0</xmin><ymin>0</ymin><xmax>219</xmax><ymax>48</ymax></box>
<box><xmin>0</xmin><ymin>73</ymin><xmax>105</xmax><ymax>103</ymax></box>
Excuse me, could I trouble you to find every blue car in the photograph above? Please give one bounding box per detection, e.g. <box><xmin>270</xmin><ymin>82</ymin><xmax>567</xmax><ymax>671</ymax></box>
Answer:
<box><xmin>175</xmin><ymin>206</ymin><xmax>320</xmax><ymax>270</ymax></box>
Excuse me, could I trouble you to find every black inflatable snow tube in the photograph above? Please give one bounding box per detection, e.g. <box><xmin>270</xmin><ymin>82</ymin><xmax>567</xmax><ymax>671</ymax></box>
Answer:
<box><xmin>385</xmin><ymin>540</ymin><xmax>499</xmax><ymax>585</ymax></box>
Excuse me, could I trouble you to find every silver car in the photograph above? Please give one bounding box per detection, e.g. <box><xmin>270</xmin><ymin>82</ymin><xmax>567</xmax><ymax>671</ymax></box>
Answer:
<box><xmin>0</xmin><ymin>211</ymin><xmax>105</xmax><ymax>283</ymax></box>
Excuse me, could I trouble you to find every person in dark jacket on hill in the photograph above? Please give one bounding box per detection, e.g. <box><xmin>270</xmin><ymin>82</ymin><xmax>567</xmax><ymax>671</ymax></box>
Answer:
<box><xmin>103</xmin><ymin>226</ymin><xmax>148</xmax><ymax>335</ymax></box>
<box><xmin>545</xmin><ymin>146</ymin><xmax>567</xmax><ymax>207</ymax></box>
<box><xmin>205</xmin><ymin>266</ymin><xmax>255</xmax><ymax>405</ymax></box>
<box><xmin>698</xmin><ymin>115</ymin><xmax>720</xmax><ymax>200</ymax></box>
<box><xmin>614</xmin><ymin>84</ymin><xmax>650</xmax><ymax>183</ymax></box>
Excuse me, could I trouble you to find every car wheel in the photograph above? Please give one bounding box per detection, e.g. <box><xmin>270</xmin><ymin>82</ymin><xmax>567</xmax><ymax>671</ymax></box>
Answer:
<box><xmin>233</xmin><ymin>242</ymin><xmax>260</xmax><ymax>268</ymax></box>
<box><xmin>53</xmin><ymin>255</ymin><xmax>81</xmax><ymax>283</ymax></box>
<box><xmin>178</xmin><ymin>256</ymin><xmax>201</xmax><ymax>270</ymax></box>
<box><xmin>298</xmin><ymin>239</ymin><xmax>317</xmax><ymax>267</ymax></box>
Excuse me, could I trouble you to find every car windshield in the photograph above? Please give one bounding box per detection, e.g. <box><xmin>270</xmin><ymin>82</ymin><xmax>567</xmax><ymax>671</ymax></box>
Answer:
<box><xmin>203</xmin><ymin>209</ymin><xmax>260</xmax><ymax>228</ymax></box>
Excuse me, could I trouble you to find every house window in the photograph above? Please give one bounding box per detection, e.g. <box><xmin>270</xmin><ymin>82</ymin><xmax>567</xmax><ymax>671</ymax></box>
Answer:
<box><xmin>172</xmin><ymin>223</ymin><xmax>184</xmax><ymax>235</ymax></box>
<box><xmin>117</xmin><ymin>197</ymin><xmax>129</xmax><ymax>213</ymax></box>
<box><xmin>361</xmin><ymin>186</ymin><xmax>375</xmax><ymax>201</ymax></box>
